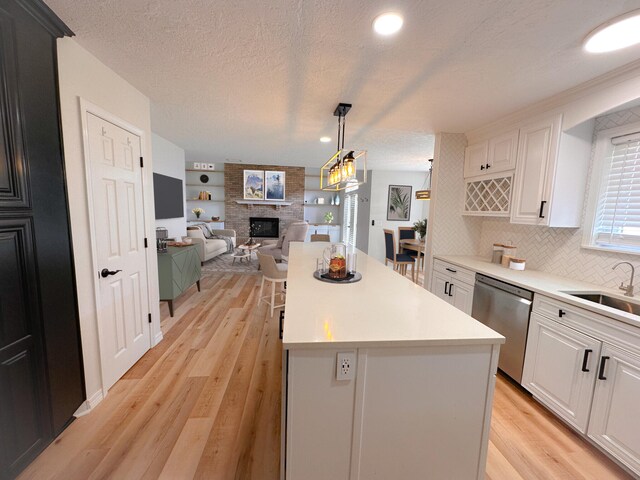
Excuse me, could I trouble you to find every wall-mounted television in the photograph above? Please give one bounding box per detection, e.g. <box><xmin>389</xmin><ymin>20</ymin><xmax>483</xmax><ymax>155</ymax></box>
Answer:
<box><xmin>153</xmin><ymin>173</ymin><xmax>184</xmax><ymax>219</ymax></box>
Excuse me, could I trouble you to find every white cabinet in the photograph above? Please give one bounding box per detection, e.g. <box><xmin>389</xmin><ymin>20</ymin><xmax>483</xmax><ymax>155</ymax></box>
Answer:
<box><xmin>305</xmin><ymin>225</ymin><xmax>341</xmax><ymax>243</ymax></box>
<box><xmin>450</xmin><ymin>280</ymin><xmax>474</xmax><ymax>315</ymax></box>
<box><xmin>522</xmin><ymin>294</ymin><xmax>640</xmax><ymax>476</ymax></box>
<box><xmin>487</xmin><ymin>129</ymin><xmax>518</xmax><ymax>173</ymax></box>
<box><xmin>430</xmin><ymin>260</ymin><xmax>475</xmax><ymax>315</ymax></box>
<box><xmin>510</xmin><ymin>115</ymin><xmax>593</xmax><ymax>227</ymax></box>
<box><xmin>522</xmin><ymin>312</ymin><xmax>601</xmax><ymax>433</ymax></box>
<box><xmin>464</xmin><ymin>130</ymin><xmax>518</xmax><ymax>179</ymax></box>
<box><xmin>589</xmin><ymin>344</ymin><xmax>640</xmax><ymax>474</ymax></box>
<box><xmin>463</xmin><ymin>141</ymin><xmax>488</xmax><ymax>178</ymax></box>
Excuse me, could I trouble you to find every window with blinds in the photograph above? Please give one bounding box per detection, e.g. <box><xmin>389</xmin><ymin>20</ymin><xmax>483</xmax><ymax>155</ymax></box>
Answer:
<box><xmin>342</xmin><ymin>193</ymin><xmax>358</xmax><ymax>247</ymax></box>
<box><xmin>592</xmin><ymin>130</ymin><xmax>640</xmax><ymax>250</ymax></box>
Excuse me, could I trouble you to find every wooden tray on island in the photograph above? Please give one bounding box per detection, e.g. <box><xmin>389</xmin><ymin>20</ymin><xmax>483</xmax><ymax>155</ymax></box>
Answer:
<box><xmin>167</xmin><ymin>241</ymin><xmax>193</xmax><ymax>247</ymax></box>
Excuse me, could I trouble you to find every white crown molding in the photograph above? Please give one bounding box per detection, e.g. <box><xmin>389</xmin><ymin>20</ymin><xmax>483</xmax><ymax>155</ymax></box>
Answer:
<box><xmin>466</xmin><ymin>58</ymin><xmax>640</xmax><ymax>144</ymax></box>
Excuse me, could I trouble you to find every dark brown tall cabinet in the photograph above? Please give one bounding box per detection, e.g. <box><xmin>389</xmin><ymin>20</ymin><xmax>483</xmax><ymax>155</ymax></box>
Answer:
<box><xmin>0</xmin><ymin>1</ymin><xmax>85</xmax><ymax>478</ymax></box>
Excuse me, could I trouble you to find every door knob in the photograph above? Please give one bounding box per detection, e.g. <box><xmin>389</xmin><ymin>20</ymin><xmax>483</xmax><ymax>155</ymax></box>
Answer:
<box><xmin>101</xmin><ymin>268</ymin><xmax>122</xmax><ymax>278</ymax></box>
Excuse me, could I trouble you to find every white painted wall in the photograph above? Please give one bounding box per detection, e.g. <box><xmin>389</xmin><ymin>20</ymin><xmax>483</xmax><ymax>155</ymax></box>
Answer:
<box><xmin>367</xmin><ymin>170</ymin><xmax>429</xmax><ymax>263</ymax></box>
<box><xmin>152</xmin><ymin>133</ymin><xmax>186</xmax><ymax>238</ymax></box>
<box><xmin>57</xmin><ymin>38</ymin><xmax>161</xmax><ymax>406</ymax></box>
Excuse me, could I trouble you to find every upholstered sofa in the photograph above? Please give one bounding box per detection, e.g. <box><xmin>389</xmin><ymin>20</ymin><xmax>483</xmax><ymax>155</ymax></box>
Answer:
<box><xmin>186</xmin><ymin>227</ymin><xmax>236</xmax><ymax>263</ymax></box>
<box><xmin>258</xmin><ymin>222</ymin><xmax>309</xmax><ymax>261</ymax></box>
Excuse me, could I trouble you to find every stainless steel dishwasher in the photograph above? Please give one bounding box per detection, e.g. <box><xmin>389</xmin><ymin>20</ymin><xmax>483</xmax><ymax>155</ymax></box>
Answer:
<box><xmin>471</xmin><ymin>273</ymin><xmax>533</xmax><ymax>384</ymax></box>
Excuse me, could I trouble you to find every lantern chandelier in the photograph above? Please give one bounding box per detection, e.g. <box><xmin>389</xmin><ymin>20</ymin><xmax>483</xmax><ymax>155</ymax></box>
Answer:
<box><xmin>320</xmin><ymin>103</ymin><xmax>367</xmax><ymax>191</ymax></box>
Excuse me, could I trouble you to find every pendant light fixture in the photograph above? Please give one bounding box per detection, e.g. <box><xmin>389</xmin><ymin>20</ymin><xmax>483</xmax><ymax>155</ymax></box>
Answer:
<box><xmin>415</xmin><ymin>159</ymin><xmax>433</xmax><ymax>200</ymax></box>
<box><xmin>320</xmin><ymin>103</ymin><xmax>367</xmax><ymax>191</ymax></box>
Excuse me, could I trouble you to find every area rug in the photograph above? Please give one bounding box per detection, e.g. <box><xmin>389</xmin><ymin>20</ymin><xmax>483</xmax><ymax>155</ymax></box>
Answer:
<box><xmin>201</xmin><ymin>252</ymin><xmax>261</xmax><ymax>275</ymax></box>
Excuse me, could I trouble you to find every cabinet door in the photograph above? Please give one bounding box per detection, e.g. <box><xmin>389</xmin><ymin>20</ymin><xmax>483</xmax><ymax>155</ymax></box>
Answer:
<box><xmin>510</xmin><ymin>115</ymin><xmax>561</xmax><ymax>225</ymax></box>
<box><xmin>450</xmin><ymin>281</ymin><xmax>474</xmax><ymax>315</ymax></box>
<box><xmin>488</xmin><ymin>130</ymin><xmax>518</xmax><ymax>173</ymax></box>
<box><xmin>588</xmin><ymin>344</ymin><xmax>640</xmax><ymax>475</ymax></box>
<box><xmin>463</xmin><ymin>141</ymin><xmax>488</xmax><ymax>178</ymax></box>
<box><xmin>431</xmin><ymin>271</ymin><xmax>452</xmax><ymax>303</ymax></box>
<box><xmin>522</xmin><ymin>313</ymin><xmax>600</xmax><ymax>433</ymax></box>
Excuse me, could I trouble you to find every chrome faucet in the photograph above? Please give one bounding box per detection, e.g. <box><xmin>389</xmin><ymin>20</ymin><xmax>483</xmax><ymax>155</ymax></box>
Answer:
<box><xmin>613</xmin><ymin>261</ymin><xmax>636</xmax><ymax>297</ymax></box>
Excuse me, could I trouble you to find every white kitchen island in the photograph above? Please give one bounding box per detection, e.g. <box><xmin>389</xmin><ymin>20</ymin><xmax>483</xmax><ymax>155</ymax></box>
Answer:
<box><xmin>281</xmin><ymin>243</ymin><xmax>505</xmax><ymax>480</ymax></box>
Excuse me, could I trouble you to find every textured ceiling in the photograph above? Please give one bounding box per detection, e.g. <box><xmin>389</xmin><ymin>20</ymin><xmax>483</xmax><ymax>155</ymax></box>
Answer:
<box><xmin>45</xmin><ymin>0</ymin><xmax>640</xmax><ymax>170</ymax></box>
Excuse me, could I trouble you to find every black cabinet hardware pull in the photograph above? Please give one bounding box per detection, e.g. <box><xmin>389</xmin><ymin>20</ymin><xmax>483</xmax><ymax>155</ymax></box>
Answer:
<box><xmin>279</xmin><ymin>311</ymin><xmax>284</xmax><ymax>340</ymax></box>
<box><xmin>444</xmin><ymin>281</ymin><xmax>449</xmax><ymax>295</ymax></box>
<box><xmin>445</xmin><ymin>267</ymin><xmax>457</xmax><ymax>273</ymax></box>
<box><xmin>448</xmin><ymin>284</ymin><xmax>454</xmax><ymax>297</ymax></box>
<box><xmin>598</xmin><ymin>356</ymin><xmax>610</xmax><ymax>380</ymax></box>
<box><xmin>485</xmin><ymin>163</ymin><xmax>491</xmax><ymax>169</ymax></box>
<box><xmin>581</xmin><ymin>349</ymin><xmax>592</xmax><ymax>372</ymax></box>
<box><xmin>539</xmin><ymin>200</ymin><xmax>547</xmax><ymax>218</ymax></box>
<box><xmin>559</xmin><ymin>309</ymin><xmax>566</xmax><ymax>317</ymax></box>
<box><xmin>100</xmin><ymin>268</ymin><xmax>122</xmax><ymax>278</ymax></box>
<box><xmin>480</xmin><ymin>165</ymin><xmax>485</xmax><ymax>170</ymax></box>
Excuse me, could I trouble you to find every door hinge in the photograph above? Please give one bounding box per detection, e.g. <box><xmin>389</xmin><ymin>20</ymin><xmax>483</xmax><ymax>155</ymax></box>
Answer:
<box><xmin>140</xmin><ymin>156</ymin><xmax>144</xmax><ymax>168</ymax></box>
<box><xmin>148</xmin><ymin>313</ymin><xmax>152</xmax><ymax>324</ymax></box>
<box><xmin>144</xmin><ymin>237</ymin><xmax>148</xmax><ymax>248</ymax></box>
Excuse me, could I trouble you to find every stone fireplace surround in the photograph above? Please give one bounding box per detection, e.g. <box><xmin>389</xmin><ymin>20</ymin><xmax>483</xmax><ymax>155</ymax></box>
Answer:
<box><xmin>224</xmin><ymin>163</ymin><xmax>304</xmax><ymax>243</ymax></box>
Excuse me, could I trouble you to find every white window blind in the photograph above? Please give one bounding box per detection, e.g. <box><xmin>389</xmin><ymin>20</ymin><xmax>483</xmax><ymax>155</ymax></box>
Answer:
<box><xmin>343</xmin><ymin>193</ymin><xmax>358</xmax><ymax>246</ymax></box>
<box><xmin>593</xmin><ymin>132</ymin><xmax>640</xmax><ymax>249</ymax></box>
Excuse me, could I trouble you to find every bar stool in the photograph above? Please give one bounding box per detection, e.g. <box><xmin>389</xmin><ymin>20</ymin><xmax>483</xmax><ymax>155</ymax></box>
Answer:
<box><xmin>257</xmin><ymin>252</ymin><xmax>288</xmax><ymax>317</ymax></box>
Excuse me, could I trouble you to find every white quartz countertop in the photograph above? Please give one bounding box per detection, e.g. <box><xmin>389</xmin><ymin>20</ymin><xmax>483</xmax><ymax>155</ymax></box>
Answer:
<box><xmin>282</xmin><ymin>243</ymin><xmax>505</xmax><ymax>349</ymax></box>
<box><xmin>436</xmin><ymin>255</ymin><xmax>640</xmax><ymax>329</ymax></box>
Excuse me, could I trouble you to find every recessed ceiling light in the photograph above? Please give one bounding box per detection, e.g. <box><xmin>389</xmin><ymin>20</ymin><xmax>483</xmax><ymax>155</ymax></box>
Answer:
<box><xmin>373</xmin><ymin>12</ymin><xmax>403</xmax><ymax>36</ymax></box>
<box><xmin>584</xmin><ymin>9</ymin><xmax>640</xmax><ymax>53</ymax></box>
<box><xmin>320</xmin><ymin>136</ymin><xmax>331</xmax><ymax>143</ymax></box>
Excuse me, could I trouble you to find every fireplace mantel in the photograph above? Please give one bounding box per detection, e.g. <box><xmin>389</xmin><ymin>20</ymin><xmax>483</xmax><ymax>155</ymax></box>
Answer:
<box><xmin>235</xmin><ymin>199</ymin><xmax>293</xmax><ymax>209</ymax></box>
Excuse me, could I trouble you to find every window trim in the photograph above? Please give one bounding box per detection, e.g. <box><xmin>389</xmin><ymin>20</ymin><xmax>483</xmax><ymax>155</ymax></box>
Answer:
<box><xmin>582</xmin><ymin>120</ymin><xmax>640</xmax><ymax>255</ymax></box>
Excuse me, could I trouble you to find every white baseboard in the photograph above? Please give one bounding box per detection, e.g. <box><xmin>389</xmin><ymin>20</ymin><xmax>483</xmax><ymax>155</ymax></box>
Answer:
<box><xmin>153</xmin><ymin>330</ymin><xmax>164</xmax><ymax>346</ymax></box>
<box><xmin>73</xmin><ymin>389</ymin><xmax>105</xmax><ymax>417</ymax></box>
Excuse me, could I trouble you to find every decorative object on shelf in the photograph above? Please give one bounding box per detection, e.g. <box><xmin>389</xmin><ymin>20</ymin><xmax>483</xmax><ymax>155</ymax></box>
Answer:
<box><xmin>156</xmin><ymin>227</ymin><xmax>168</xmax><ymax>253</ymax></box>
<box><xmin>387</xmin><ymin>185</ymin><xmax>412</xmax><ymax>221</ymax></box>
<box><xmin>211</xmin><ymin>216</ymin><xmax>220</xmax><ymax>221</ymax></box>
<box><xmin>416</xmin><ymin>159</ymin><xmax>433</xmax><ymax>200</ymax></box>
<box><xmin>192</xmin><ymin>207</ymin><xmax>205</xmax><ymax>219</ymax></box>
<box><xmin>200</xmin><ymin>174</ymin><xmax>209</xmax><ymax>183</ymax></box>
<box><xmin>193</xmin><ymin>162</ymin><xmax>201</xmax><ymax>169</ymax></box>
<box><xmin>265</xmin><ymin>170</ymin><xmax>285</xmax><ymax>200</ymax></box>
<box><xmin>320</xmin><ymin>103</ymin><xmax>367</xmax><ymax>191</ymax></box>
<box><xmin>335</xmin><ymin>193</ymin><xmax>340</xmax><ymax>206</ymax></box>
<box><xmin>330</xmin><ymin>197</ymin><xmax>335</xmax><ymax>205</ymax></box>
<box><xmin>208</xmin><ymin>163</ymin><xmax>215</xmax><ymax>170</ymax></box>
<box><xmin>317</xmin><ymin>197</ymin><xmax>325</xmax><ymax>204</ymax></box>
<box><xmin>197</xmin><ymin>191</ymin><xmax>212</xmax><ymax>200</ymax></box>
<box><xmin>412</xmin><ymin>218</ymin><xmax>427</xmax><ymax>240</ymax></box>
<box><xmin>324</xmin><ymin>211</ymin><xmax>334</xmax><ymax>223</ymax></box>
<box><xmin>244</xmin><ymin>170</ymin><xmax>264</xmax><ymax>199</ymax></box>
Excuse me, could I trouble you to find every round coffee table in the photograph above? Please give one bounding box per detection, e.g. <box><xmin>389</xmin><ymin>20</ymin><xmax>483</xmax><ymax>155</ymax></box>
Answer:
<box><xmin>234</xmin><ymin>242</ymin><xmax>261</xmax><ymax>265</ymax></box>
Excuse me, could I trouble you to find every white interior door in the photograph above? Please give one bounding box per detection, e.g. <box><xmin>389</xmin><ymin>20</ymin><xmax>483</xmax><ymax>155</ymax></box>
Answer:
<box><xmin>87</xmin><ymin>112</ymin><xmax>151</xmax><ymax>390</ymax></box>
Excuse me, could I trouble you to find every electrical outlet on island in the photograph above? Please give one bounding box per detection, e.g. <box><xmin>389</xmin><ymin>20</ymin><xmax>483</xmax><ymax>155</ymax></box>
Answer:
<box><xmin>336</xmin><ymin>351</ymin><xmax>356</xmax><ymax>381</ymax></box>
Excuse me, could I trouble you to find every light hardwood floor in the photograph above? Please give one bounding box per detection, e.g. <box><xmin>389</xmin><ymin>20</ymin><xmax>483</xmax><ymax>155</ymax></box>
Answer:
<box><xmin>18</xmin><ymin>271</ymin><xmax>632</xmax><ymax>480</ymax></box>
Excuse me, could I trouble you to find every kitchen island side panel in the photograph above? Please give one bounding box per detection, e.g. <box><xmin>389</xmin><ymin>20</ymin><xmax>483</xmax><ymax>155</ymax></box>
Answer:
<box><xmin>285</xmin><ymin>344</ymin><xmax>498</xmax><ymax>480</ymax></box>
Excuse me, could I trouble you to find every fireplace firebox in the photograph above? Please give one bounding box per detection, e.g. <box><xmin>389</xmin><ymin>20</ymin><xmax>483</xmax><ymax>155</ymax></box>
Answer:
<box><xmin>250</xmin><ymin>217</ymin><xmax>280</xmax><ymax>238</ymax></box>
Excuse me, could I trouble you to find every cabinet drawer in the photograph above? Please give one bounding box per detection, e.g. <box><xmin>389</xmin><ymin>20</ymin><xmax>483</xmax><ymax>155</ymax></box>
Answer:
<box><xmin>433</xmin><ymin>260</ymin><xmax>475</xmax><ymax>286</ymax></box>
<box><xmin>533</xmin><ymin>294</ymin><xmax>640</xmax><ymax>357</ymax></box>
<box><xmin>533</xmin><ymin>295</ymin><xmax>595</xmax><ymax>325</ymax></box>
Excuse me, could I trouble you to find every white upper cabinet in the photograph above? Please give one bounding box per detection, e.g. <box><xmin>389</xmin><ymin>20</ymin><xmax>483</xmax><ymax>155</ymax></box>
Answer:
<box><xmin>510</xmin><ymin>114</ymin><xmax>593</xmax><ymax>227</ymax></box>
<box><xmin>464</xmin><ymin>130</ymin><xmax>518</xmax><ymax>179</ymax></box>
<box><xmin>487</xmin><ymin>129</ymin><xmax>519</xmax><ymax>173</ymax></box>
<box><xmin>463</xmin><ymin>141</ymin><xmax>488</xmax><ymax>178</ymax></box>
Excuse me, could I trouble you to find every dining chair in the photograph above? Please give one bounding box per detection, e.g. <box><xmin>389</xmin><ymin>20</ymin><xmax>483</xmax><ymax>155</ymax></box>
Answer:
<box><xmin>310</xmin><ymin>233</ymin><xmax>331</xmax><ymax>242</ymax></box>
<box><xmin>257</xmin><ymin>252</ymin><xmax>288</xmax><ymax>317</ymax></box>
<box><xmin>399</xmin><ymin>226</ymin><xmax>426</xmax><ymax>275</ymax></box>
<box><xmin>383</xmin><ymin>229</ymin><xmax>416</xmax><ymax>282</ymax></box>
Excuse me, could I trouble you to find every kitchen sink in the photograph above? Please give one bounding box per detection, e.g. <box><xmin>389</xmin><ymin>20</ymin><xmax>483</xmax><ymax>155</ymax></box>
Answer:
<box><xmin>566</xmin><ymin>292</ymin><xmax>640</xmax><ymax>316</ymax></box>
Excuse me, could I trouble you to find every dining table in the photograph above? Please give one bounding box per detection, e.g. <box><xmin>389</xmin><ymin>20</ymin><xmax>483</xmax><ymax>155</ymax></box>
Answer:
<box><xmin>399</xmin><ymin>238</ymin><xmax>427</xmax><ymax>279</ymax></box>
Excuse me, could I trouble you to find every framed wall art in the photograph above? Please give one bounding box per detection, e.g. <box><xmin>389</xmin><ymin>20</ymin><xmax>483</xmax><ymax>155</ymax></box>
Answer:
<box><xmin>387</xmin><ymin>185</ymin><xmax>412</xmax><ymax>221</ymax></box>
